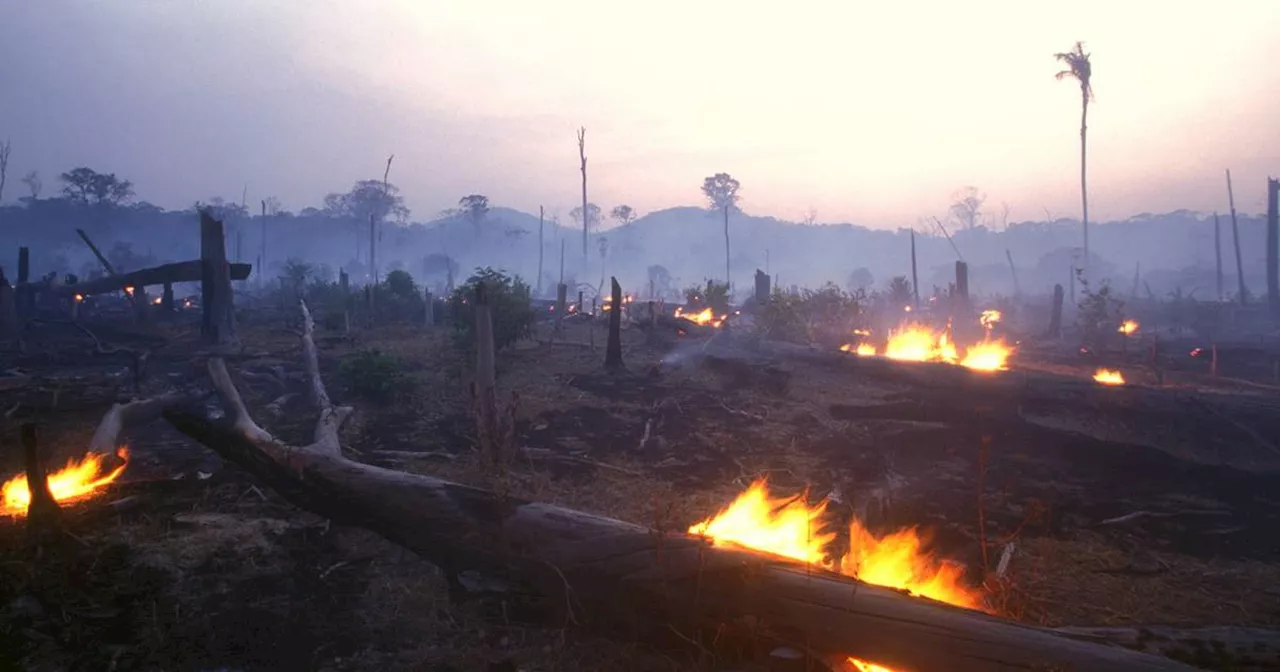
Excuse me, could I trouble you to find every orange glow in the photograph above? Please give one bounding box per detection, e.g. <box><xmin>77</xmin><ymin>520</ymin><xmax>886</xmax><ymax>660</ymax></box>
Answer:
<box><xmin>843</xmin><ymin>323</ymin><xmax>1013</xmax><ymax>371</ymax></box>
<box><xmin>846</xmin><ymin>658</ymin><xmax>897</xmax><ymax>672</ymax></box>
<box><xmin>152</xmin><ymin>296</ymin><xmax>163</xmax><ymax>305</ymax></box>
<box><xmin>1118</xmin><ymin>320</ymin><xmax>1139</xmax><ymax>336</ymax></box>
<box><xmin>1093</xmin><ymin>368</ymin><xmax>1125</xmax><ymax>385</ymax></box>
<box><xmin>74</xmin><ymin>293</ymin><xmax>85</xmax><ymax>302</ymax></box>
<box><xmin>124</xmin><ymin>286</ymin><xmax>135</xmax><ymax>296</ymax></box>
<box><xmin>980</xmin><ymin>309</ymin><xmax>1002</xmax><ymax>329</ymax></box>
<box><xmin>2</xmin><ymin>448</ymin><xmax>130</xmax><ymax>516</ymax></box>
<box><xmin>689</xmin><ymin>479</ymin><xmax>983</xmax><ymax>611</ymax></box>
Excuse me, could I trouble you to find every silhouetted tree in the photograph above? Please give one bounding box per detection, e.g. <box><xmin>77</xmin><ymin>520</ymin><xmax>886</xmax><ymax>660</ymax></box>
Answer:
<box><xmin>647</xmin><ymin>264</ymin><xmax>672</xmax><ymax>298</ymax></box>
<box><xmin>949</xmin><ymin>187</ymin><xmax>986</xmax><ymax>230</ymax></box>
<box><xmin>322</xmin><ymin>180</ymin><xmax>409</xmax><ymax>223</ymax></box>
<box><xmin>701</xmin><ymin>172</ymin><xmax>741</xmax><ymax>285</ymax></box>
<box><xmin>60</xmin><ymin>167</ymin><xmax>134</xmax><ymax>206</ymax></box>
<box><xmin>196</xmin><ymin>196</ymin><xmax>249</xmax><ymax>222</ymax></box>
<box><xmin>20</xmin><ymin>170</ymin><xmax>40</xmax><ymax>200</ymax></box>
<box><xmin>1055</xmin><ymin>41</ymin><xmax>1094</xmax><ymax>271</ymax></box>
<box><xmin>610</xmin><ymin>205</ymin><xmax>636</xmax><ymax>227</ymax></box>
<box><xmin>847</xmin><ymin>268</ymin><xmax>874</xmax><ymax>291</ymax></box>
<box><xmin>569</xmin><ymin>204</ymin><xmax>602</xmax><ymax>233</ymax></box>
<box><xmin>457</xmin><ymin>194</ymin><xmax>490</xmax><ymax>231</ymax></box>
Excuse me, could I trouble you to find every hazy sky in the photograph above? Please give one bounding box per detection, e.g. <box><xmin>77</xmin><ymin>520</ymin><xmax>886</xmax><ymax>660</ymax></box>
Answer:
<box><xmin>3</xmin><ymin>1</ymin><xmax>1278</xmax><ymax>228</ymax></box>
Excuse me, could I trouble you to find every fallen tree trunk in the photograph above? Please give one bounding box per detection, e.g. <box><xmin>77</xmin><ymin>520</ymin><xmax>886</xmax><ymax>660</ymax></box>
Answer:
<box><xmin>51</xmin><ymin>260</ymin><xmax>252</xmax><ymax>297</ymax></box>
<box><xmin>146</xmin><ymin>303</ymin><xmax>1199</xmax><ymax>671</ymax></box>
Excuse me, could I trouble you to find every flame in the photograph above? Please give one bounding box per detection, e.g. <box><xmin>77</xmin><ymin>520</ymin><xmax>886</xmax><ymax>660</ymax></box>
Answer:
<box><xmin>1093</xmin><ymin>368</ymin><xmax>1125</xmax><ymax>385</ymax></box>
<box><xmin>2</xmin><ymin>448</ymin><xmax>130</xmax><ymax>516</ymax></box>
<box><xmin>689</xmin><ymin>479</ymin><xmax>983</xmax><ymax>611</ymax></box>
<box><xmin>675</xmin><ymin>306</ymin><xmax>725</xmax><ymax>328</ymax></box>
<box><xmin>959</xmin><ymin>340</ymin><xmax>1014</xmax><ymax>371</ymax></box>
<box><xmin>124</xmin><ymin>286</ymin><xmax>135</xmax><ymax>296</ymax></box>
<box><xmin>843</xmin><ymin>323</ymin><xmax>1013</xmax><ymax>371</ymax></box>
<box><xmin>1118</xmin><ymin>320</ymin><xmax>1139</xmax><ymax>336</ymax></box>
<box><xmin>74</xmin><ymin>293</ymin><xmax>85</xmax><ymax>302</ymax></box>
<box><xmin>847</xmin><ymin>658</ymin><xmax>897</xmax><ymax>672</ymax></box>
<box><xmin>853</xmin><ymin>328</ymin><xmax>871</xmax><ymax>337</ymax></box>
<box><xmin>152</xmin><ymin>296</ymin><xmax>163</xmax><ymax>305</ymax></box>
<box><xmin>884</xmin><ymin>324</ymin><xmax>958</xmax><ymax>364</ymax></box>
<box><xmin>979</xmin><ymin>309</ymin><xmax>1002</xmax><ymax>329</ymax></box>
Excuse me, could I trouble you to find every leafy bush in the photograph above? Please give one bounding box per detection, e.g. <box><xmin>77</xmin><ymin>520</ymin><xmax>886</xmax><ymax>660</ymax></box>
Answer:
<box><xmin>339</xmin><ymin>349</ymin><xmax>414</xmax><ymax>400</ymax></box>
<box><xmin>755</xmin><ymin>289</ymin><xmax>808</xmax><ymax>343</ymax></box>
<box><xmin>684</xmin><ymin>280</ymin><xmax>731</xmax><ymax>313</ymax></box>
<box><xmin>753</xmin><ymin>283</ymin><xmax>863</xmax><ymax>345</ymax></box>
<box><xmin>1076</xmin><ymin>271</ymin><xmax>1124</xmax><ymax>350</ymax></box>
<box><xmin>450</xmin><ymin>267</ymin><xmax>536</xmax><ymax>353</ymax></box>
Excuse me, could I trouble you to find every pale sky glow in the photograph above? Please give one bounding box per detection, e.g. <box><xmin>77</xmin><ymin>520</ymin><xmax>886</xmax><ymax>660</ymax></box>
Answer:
<box><xmin>3</xmin><ymin>0</ymin><xmax>1278</xmax><ymax>227</ymax></box>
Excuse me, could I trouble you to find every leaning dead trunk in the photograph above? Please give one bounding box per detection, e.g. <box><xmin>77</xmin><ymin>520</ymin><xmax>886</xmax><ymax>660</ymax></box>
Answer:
<box><xmin>199</xmin><ymin>210</ymin><xmax>238</xmax><ymax>348</ymax></box>
<box><xmin>1227</xmin><ymin>169</ymin><xmax>1247</xmax><ymax>304</ymax></box>
<box><xmin>147</xmin><ymin>302</ymin><xmax>1199</xmax><ymax>672</ymax></box>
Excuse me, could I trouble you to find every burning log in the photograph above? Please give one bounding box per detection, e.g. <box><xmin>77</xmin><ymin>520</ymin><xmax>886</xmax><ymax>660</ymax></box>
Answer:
<box><xmin>19</xmin><ymin>423</ymin><xmax>62</xmax><ymax>536</ymax></box>
<box><xmin>141</xmin><ymin>302</ymin><xmax>1196</xmax><ymax>671</ymax></box>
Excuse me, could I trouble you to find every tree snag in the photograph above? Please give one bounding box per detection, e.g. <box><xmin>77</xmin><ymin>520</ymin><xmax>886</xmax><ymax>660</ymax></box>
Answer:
<box><xmin>604</xmin><ymin>277</ymin><xmax>624</xmax><ymax>370</ymax></box>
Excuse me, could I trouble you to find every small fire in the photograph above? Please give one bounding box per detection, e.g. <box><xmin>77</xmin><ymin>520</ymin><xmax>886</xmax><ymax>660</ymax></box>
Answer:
<box><xmin>74</xmin><ymin>293</ymin><xmax>85</xmax><ymax>303</ymax></box>
<box><xmin>689</xmin><ymin>479</ymin><xmax>983</xmax><ymax>610</ymax></box>
<box><xmin>1093</xmin><ymin>368</ymin><xmax>1125</xmax><ymax>385</ymax></box>
<box><xmin>960</xmin><ymin>340</ymin><xmax>1014</xmax><ymax>371</ymax></box>
<box><xmin>124</xmin><ymin>286</ymin><xmax>135</xmax><ymax>296</ymax></box>
<box><xmin>2</xmin><ymin>448</ymin><xmax>130</xmax><ymax>516</ymax></box>
<box><xmin>1118</xmin><ymin>320</ymin><xmax>1139</xmax><ymax>336</ymax></box>
<box><xmin>675</xmin><ymin>306</ymin><xmax>725</xmax><ymax>328</ymax></box>
<box><xmin>979</xmin><ymin>309</ymin><xmax>1002</xmax><ymax>329</ymax></box>
<box><xmin>152</xmin><ymin>296</ymin><xmax>163</xmax><ymax>305</ymax></box>
<box><xmin>847</xmin><ymin>658</ymin><xmax>896</xmax><ymax>672</ymax></box>
<box><xmin>853</xmin><ymin>328</ymin><xmax>871</xmax><ymax>337</ymax></box>
<box><xmin>839</xmin><ymin>342</ymin><xmax>877</xmax><ymax>357</ymax></box>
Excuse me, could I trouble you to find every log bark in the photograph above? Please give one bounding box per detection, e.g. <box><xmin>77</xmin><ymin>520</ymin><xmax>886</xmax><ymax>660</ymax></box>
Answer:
<box><xmin>1048</xmin><ymin>283</ymin><xmax>1064</xmax><ymax>337</ymax></box>
<box><xmin>148</xmin><ymin>304</ymin><xmax>1199</xmax><ymax>671</ymax></box>
<box><xmin>555</xmin><ymin>283</ymin><xmax>567</xmax><ymax>333</ymax></box>
<box><xmin>21</xmin><ymin>423</ymin><xmax>62</xmax><ymax>536</ymax></box>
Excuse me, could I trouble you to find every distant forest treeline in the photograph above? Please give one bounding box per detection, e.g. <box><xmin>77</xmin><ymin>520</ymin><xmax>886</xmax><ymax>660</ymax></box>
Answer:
<box><xmin>0</xmin><ymin>167</ymin><xmax>1272</xmax><ymax>303</ymax></box>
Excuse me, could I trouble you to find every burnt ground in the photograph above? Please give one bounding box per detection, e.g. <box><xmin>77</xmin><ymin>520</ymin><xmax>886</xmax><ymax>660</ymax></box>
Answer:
<box><xmin>2</xmin><ymin>314</ymin><xmax>1280</xmax><ymax>671</ymax></box>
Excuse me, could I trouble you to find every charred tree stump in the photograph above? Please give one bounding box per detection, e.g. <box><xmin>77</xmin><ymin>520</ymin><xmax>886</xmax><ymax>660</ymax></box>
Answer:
<box><xmin>754</xmin><ymin>269</ymin><xmax>771</xmax><ymax>304</ymax></box>
<box><xmin>16</xmin><ymin>246</ymin><xmax>31</xmax><ymax>318</ymax></box>
<box><xmin>200</xmin><ymin>210</ymin><xmax>238</xmax><ymax>348</ymax></box>
<box><xmin>424</xmin><ymin>290</ymin><xmax>434</xmax><ymax>327</ymax></box>
<box><xmin>21</xmin><ymin>423</ymin><xmax>63</xmax><ymax>541</ymax></box>
<box><xmin>0</xmin><ymin>273</ymin><xmax>15</xmax><ymax>340</ymax></box>
<box><xmin>339</xmin><ymin>269</ymin><xmax>351</xmax><ymax>334</ymax></box>
<box><xmin>555</xmin><ymin>283</ymin><xmax>567</xmax><ymax>333</ymax></box>
<box><xmin>1267</xmin><ymin>176</ymin><xmax>1278</xmax><ymax>317</ymax></box>
<box><xmin>954</xmin><ymin>261</ymin><xmax>970</xmax><ymax>313</ymax></box>
<box><xmin>1227</xmin><ymin>169</ymin><xmax>1247</xmax><ymax>304</ymax></box>
<box><xmin>1048</xmin><ymin>283</ymin><xmax>1065</xmax><ymax>337</ymax></box>
<box><xmin>161</xmin><ymin>282</ymin><xmax>174</xmax><ymax>312</ymax></box>
<box><xmin>604</xmin><ymin>277</ymin><xmax>624</xmax><ymax>370</ymax></box>
<box><xmin>910</xmin><ymin>229</ymin><xmax>920</xmax><ymax>309</ymax></box>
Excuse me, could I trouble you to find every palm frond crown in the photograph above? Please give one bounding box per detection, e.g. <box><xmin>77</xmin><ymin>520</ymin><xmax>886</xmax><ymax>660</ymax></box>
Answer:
<box><xmin>1054</xmin><ymin>41</ymin><xmax>1093</xmax><ymax>99</ymax></box>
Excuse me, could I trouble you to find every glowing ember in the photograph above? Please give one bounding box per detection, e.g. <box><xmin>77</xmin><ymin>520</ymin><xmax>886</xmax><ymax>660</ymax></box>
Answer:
<box><xmin>675</xmin><ymin>306</ymin><xmax>725</xmax><ymax>327</ymax></box>
<box><xmin>1118</xmin><ymin>320</ymin><xmax>1139</xmax><ymax>336</ymax></box>
<box><xmin>74</xmin><ymin>293</ymin><xmax>85</xmax><ymax>302</ymax></box>
<box><xmin>151</xmin><ymin>296</ymin><xmax>163</xmax><ymax>305</ymax></box>
<box><xmin>124</xmin><ymin>286</ymin><xmax>135</xmax><ymax>296</ymax></box>
<box><xmin>689</xmin><ymin>480</ymin><xmax>983</xmax><ymax>610</ymax></box>
<box><xmin>979</xmin><ymin>309</ymin><xmax>1002</xmax><ymax>329</ymax></box>
<box><xmin>1093</xmin><ymin>368</ymin><xmax>1125</xmax><ymax>385</ymax></box>
<box><xmin>853</xmin><ymin>328</ymin><xmax>871</xmax><ymax>337</ymax></box>
<box><xmin>2</xmin><ymin>448</ymin><xmax>130</xmax><ymax>516</ymax></box>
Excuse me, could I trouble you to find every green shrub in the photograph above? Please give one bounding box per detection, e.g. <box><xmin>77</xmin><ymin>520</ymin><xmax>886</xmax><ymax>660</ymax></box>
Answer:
<box><xmin>339</xmin><ymin>349</ymin><xmax>414</xmax><ymax>400</ymax></box>
<box><xmin>684</xmin><ymin>279</ymin><xmax>731</xmax><ymax>313</ymax></box>
<box><xmin>450</xmin><ymin>267</ymin><xmax>536</xmax><ymax>353</ymax></box>
<box><xmin>755</xmin><ymin>288</ymin><xmax>808</xmax><ymax>343</ymax></box>
<box><xmin>1076</xmin><ymin>270</ymin><xmax>1124</xmax><ymax>350</ymax></box>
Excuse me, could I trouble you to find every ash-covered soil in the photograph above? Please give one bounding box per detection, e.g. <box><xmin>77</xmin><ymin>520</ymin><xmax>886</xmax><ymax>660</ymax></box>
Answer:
<box><xmin>2</xmin><ymin>315</ymin><xmax>1279</xmax><ymax>671</ymax></box>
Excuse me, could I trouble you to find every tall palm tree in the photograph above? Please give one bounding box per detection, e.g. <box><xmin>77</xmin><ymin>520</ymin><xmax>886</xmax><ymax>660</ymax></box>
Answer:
<box><xmin>1055</xmin><ymin>41</ymin><xmax>1093</xmax><ymax>273</ymax></box>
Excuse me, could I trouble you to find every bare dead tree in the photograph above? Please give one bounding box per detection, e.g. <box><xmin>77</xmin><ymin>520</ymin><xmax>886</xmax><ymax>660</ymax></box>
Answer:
<box><xmin>578</xmin><ymin>127</ymin><xmax>589</xmax><ymax>260</ymax></box>
<box><xmin>0</xmin><ymin>138</ymin><xmax>11</xmax><ymax>202</ymax></box>
<box><xmin>949</xmin><ymin>187</ymin><xmax>986</xmax><ymax>230</ymax></box>
<box><xmin>20</xmin><ymin>170</ymin><xmax>41</xmax><ymax>199</ymax></box>
<box><xmin>802</xmin><ymin>208</ymin><xmax>818</xmax><ymax>226</ymax></box>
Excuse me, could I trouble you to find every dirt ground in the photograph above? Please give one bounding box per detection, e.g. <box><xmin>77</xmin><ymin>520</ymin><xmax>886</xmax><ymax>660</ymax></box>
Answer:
<box><xmin>2</xmin><ymin>313</ymin><xmax>1279</xmax><ymax>671</ymax></box>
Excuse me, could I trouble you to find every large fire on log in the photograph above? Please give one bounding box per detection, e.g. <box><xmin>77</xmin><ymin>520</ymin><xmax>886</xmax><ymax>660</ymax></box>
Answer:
<box><xmin>675</xmin><ymin>306</ymin><xmax>726</xmax><ymax>328</ymax></box>
<box><xmin>690</xmin><ymin>479</ymin><xmax>983</xmax><ymax>671</ymax></box>
<box><xmin>842</xmin><ymin>323</ymin><xmax>1014</xmax><ymax>372</ymax></box>
<box><xmin>1</xmin><ymin>448</ymin><xmax>130</xmax><ymax>517</ymax></box>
